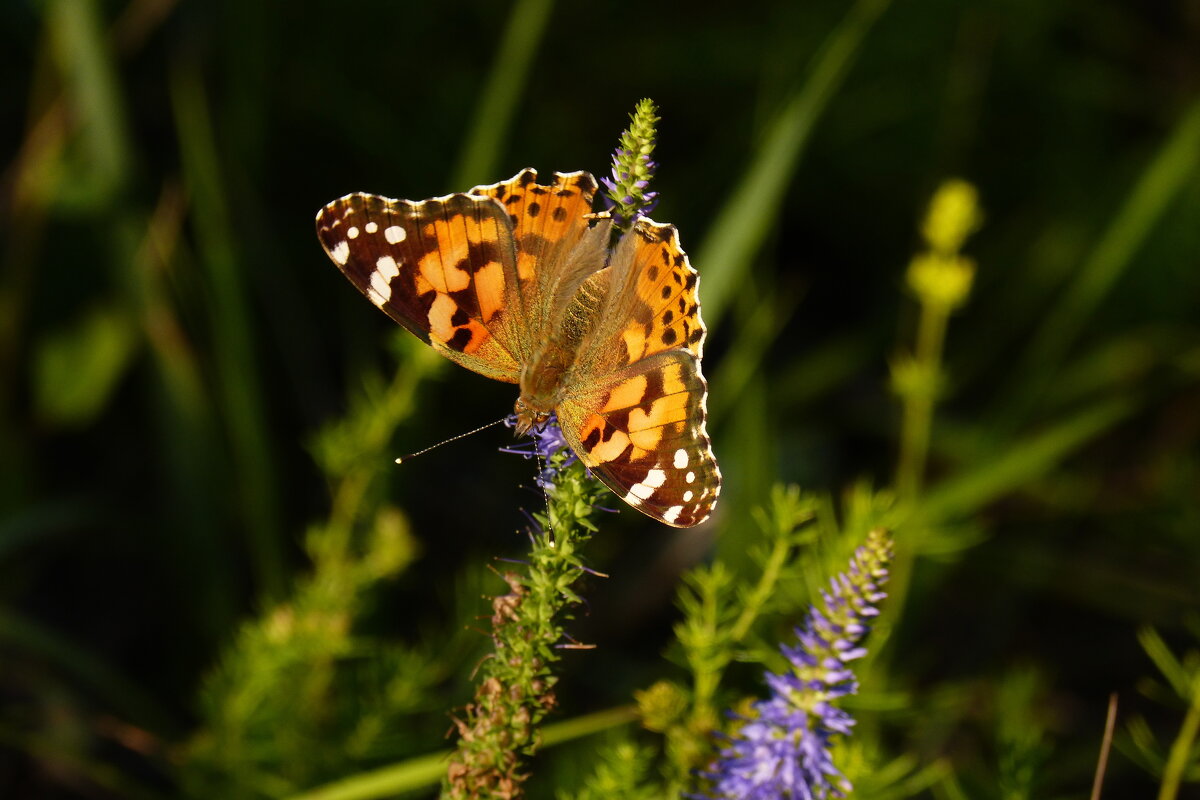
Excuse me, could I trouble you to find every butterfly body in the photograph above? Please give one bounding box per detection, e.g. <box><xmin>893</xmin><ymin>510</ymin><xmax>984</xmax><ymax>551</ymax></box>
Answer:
<box><xmin>316</xmin><ymin>169</ymin><xmax>720</xmax><ymax>527</ymax></box>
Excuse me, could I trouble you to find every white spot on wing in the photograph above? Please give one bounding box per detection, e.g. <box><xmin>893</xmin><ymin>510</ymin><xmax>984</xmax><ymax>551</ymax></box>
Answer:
<box><xmin>628</xmin><ymin>482</ymin><xmax>655</xmax><ymax>500</ymax></box>
<box><xmin>674</xmin><ymin>448</ymin><xmax>689</xmax><ymax>468</ymax></box>
<box><xmin>376</xmin><ymin>255</ymin><xmax>399</xmax><ymax>280</ymax></box>
<box><xmin>663</xmin><ymin>505</ymin><xmax>683</xmax><ymax>524</ymax></box>
<box><xmin>683</xmin><ymin>490</ymin><xmax>694</xmax><ymax>502</ymax></box>
<box><xmin>622</xmin><ymin>490</ymin><xmax>644</xmax><ymax>506</ymax></box>
<box><xmin>370</xmin><ymin>271</ymin><xmax>391</xmax><ymax>301</ymax></box>
<box><xmin>685</xmin><ymin>471</ymin><xmax>695</xmax><ymax>484</ymax></box>
<box><xmin>367</xmin><ymin>286</ymin><xmax>388</xmax><ymax>307</ymax></box>
<box><xmin>643</xmin><ymin>468</ymin><xmax>667</xmax><ymax>488</ymax></box>
<box><xmin>347</xmin><ymin>226</ymin><xmax>360</xmax><ymax>239</ymax></box>
<box><xmin>330</xmin><ymin>241</ymin><xmax>350</xmax><ymax>265</ymax></box>
<box><xmin>365</xmin><ymin>221</ymin><xmax>378</xmax><ymax>233</ymax></box>
<box><xmin>385</xmin><ymin>225</ymin><xmax>406</xmax><ymax>244</ymax></box>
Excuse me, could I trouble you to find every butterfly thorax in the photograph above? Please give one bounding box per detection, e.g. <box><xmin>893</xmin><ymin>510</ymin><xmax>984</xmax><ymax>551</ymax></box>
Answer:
<box><xmin>514</xmin><ymin>318</ymin><xmax>589</xmax><ymax>435</ymax></box>
<box><xmin>513</xmin><ymin>267</ymin><xmax>610</xmax><ymax>436</ymax></box>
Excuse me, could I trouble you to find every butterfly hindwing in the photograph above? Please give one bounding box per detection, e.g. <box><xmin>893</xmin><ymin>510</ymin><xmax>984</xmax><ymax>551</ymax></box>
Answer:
<box><xmin>556</xmin><ymin>350</ymin><xmax>720</xmax><ymax>527</ymax></box>
<box><xmin>316</xmin><ymin>191</ymin><xmax>523</xmax><ymax>382</ymax></box>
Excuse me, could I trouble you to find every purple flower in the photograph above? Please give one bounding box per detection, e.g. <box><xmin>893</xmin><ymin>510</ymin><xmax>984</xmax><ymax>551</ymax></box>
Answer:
<box><xmin>500</xmin><ymin>413</ymin><xmax>577</xmax><ymax>489</ymax></box>
<box><xmin>701</xmin><ymin>530</ymin><xmax>894</xmax><ymax>799</ymax></box>
<box><xmin>602</xmin><ymin>100</ymin><xmax>661</xmax><ymax>229</ymax></box>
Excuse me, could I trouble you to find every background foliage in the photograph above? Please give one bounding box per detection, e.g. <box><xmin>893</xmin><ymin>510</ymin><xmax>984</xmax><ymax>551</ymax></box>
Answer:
<box><xmin>2</xmin><ymin>0</ymin><xmax>1199</xmax><ymax>797</ymax></box>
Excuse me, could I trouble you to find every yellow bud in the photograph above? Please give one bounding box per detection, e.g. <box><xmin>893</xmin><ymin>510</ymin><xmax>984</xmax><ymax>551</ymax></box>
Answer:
<box><xmin>906</xmin><ymin>252</ymin><xmax>976</xmax><ymax>311</ymax></box>
<box><xmin>634</xmin><ymin>680</ymin><xmax>689</xmax><ymax>732</ymax></box>
<box><xmin>890</xmin><ymin>353</ymin><xmax>942</xmax><ymax>400</ymax></box>
<box><xmin>922</xmin><ymin>178</ymin><xmax>981</xmax><ymax>254</ymax></box>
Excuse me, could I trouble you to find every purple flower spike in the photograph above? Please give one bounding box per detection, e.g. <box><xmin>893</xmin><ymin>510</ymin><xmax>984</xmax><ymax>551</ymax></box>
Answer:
<box><xmin>602</xmin><ymin>99</ymin><xmax>661</xmax><ymax>230</ymax></box>
<box><xmin>500</xmin><ymin>413</ymin><xmax>578</xmax><ymax>490</ymax></box>
<box><xmin>700</xmin><ymin>530</ymin><xmax>894</xmax><ymax>799</ymax></box>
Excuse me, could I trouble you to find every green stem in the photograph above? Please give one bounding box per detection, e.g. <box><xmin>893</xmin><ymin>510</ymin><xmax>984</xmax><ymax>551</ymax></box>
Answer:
<box><xmin>442</xmin><ymin>455</ymin><xmax>606</xmax><ymax>798</ymax></box>
<box><xmin>888</xmin><ymin>299</ymin><xmax>950</xmax><ymax>639</ymax></box>
<box><xmin>1158</xmin><ymin>675</ymin><xmax>1200</xmax><ymax>800</ymax></box>
<box><xmin>691</xmin><ymin>579</ymin><xmax>723</xmax><ymax>720</ymax></box>
<box><xmin>895</xmin><ymin>303</ymin><xmax>950</xmax><ymax>502</ymax></box>
<box><xmin>284</xmin><ymin>706</ymin><xmax>636</xmax><ymax>800</ymax></box>
<box><xmin>729</xmin><ymin>534</ymin><xmax>791</xmax><ymax>642</ymax></box>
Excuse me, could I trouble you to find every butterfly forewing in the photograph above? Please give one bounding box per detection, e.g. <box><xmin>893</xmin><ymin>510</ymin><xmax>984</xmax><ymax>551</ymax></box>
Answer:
<box><xmin>469</xmin><ymin>169</ymin><xmax>603</xmax><ymax>345</ymax></box>
<box><xmin>316</xmin><ymin>191</ymin><xmax>523</xmax><ymax>382</ymax></box>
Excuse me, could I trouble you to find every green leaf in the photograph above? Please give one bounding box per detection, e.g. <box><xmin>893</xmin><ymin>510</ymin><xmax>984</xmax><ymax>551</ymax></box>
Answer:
<box><xmin>33</xmin><ymin>303</ymin><xmax>138</xmax><ymax>427</ymax></box>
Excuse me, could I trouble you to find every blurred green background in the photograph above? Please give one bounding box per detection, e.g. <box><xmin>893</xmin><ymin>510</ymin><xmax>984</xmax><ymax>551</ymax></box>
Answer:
<box><xmin>2</xmin><ymin>0</ymin><xmax>1199</xmax><ymax>797</ymax></box>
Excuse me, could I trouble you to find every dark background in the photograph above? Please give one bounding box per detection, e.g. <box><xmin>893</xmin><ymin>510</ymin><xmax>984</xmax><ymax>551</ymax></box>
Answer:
<box><xmin>2</xmin><ymin>0</ymin><xmax>1199</xmax><ymax>797</ymax></box>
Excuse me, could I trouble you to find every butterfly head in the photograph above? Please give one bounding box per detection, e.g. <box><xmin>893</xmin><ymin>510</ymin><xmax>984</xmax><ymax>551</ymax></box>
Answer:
<box><xmin>512</xmin><ymin>397</ymin><xmax>552</xmax><ymax>437</ymax></box>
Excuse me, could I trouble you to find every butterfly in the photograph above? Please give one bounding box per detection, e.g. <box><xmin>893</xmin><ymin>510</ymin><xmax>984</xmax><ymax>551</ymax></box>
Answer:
<box><xmin>315</xmin><ymin>169</ymin><xmax>720</xmax><ymax>527</ymax></box>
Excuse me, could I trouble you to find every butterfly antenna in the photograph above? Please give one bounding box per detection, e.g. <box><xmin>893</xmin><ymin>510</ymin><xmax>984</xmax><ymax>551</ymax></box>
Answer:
<box><xmin>394</xmin><ymin>416</ymin><xmax>509</xmax><ymax>464</ymax></box>
<box><xmin>533</xmin><ymin>448</ymin><xmax>556</xmax><ymax>543</ymax></box>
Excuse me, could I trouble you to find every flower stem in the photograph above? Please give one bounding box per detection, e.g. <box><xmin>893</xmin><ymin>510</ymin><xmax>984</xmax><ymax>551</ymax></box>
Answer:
<box><xmin>895</xmin><ymin>301</ymin><xmax>949</xmax><ymax>502</ymax></box>
<box><xmin>729</xmin><ymin>534</ymin><xmax>790</xmax><ymax>643</ymax></box>
<box><xmin>442</xmin><ymin>454</ymin><xmax>607</xmax><ymax>799</ymax></box>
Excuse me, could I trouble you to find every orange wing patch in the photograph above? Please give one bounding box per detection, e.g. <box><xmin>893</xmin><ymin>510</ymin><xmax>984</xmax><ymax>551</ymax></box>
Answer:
<box><xmin>605</xmin><ymin>218</ymin><xmax>706</xmax><ymax>366</ymax></box>
<box><xmin>470</xmin><ymin>170</ymin><xmax>600</xmax><ymax>332</ymax></box>
<box><xmin>557</xmin><ymin>351</ymin><xmax>720</xmax><ymax>528</ymax></box>
<box><xmin>315</xmin><ymin>191</ymin><xmax>521</xmax><ymax>382</ymax></box>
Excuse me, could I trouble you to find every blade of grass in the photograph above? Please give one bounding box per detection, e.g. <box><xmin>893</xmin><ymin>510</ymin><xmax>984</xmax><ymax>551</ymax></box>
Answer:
<box><xmin>1159</xmin><ymin>674</ymin><xmax>1200</xmax><ymax>800</ymax></box>
<box><xmin>999</xmin><ymin>96</ymin><xmax>1200</xmax><ymax>426</ymax></box>
<box><xmin>707</xmin><ymin>288</ymin><xmax>798</xmax><ymax>425</ymax></box>
<box><xmin>921</xmin><ymin>396</ymin><xmax>1134</xmax><ymax>524</ymax></box>
<box><xmin>170</xmin><ymin>61</ymin><xmax>285</xmax><ymax>599</ymax></box>
<box><xmin>450</xmin><ymin>0</ymin><xmax>556</xmax><ymax>188</ymax></box>
<box><xmin>880</xmin><ymin>396</ymin><xmax>1136</xmax><ymax>637</ymax></box>
<box><xmin>693</xmin><ymin>0</ymin><xmax>891</xmax><ymax>329</ymax></box>
<box><xmin>45</xmin><ymin>0</ymin><xmax>131</xmax><ymax>208</ymax></box>
<box><xmin>282</xmin><ymin>705</ymin><xmax>637</xmax><ymax>800</ymax></box>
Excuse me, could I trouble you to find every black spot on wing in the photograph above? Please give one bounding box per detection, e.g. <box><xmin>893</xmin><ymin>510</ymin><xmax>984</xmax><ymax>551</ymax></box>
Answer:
<box><xmin>467</xmin><ymin>240</ymin><xmax>501</xmax><ymax>272</ymax></box>
<box><xmin>446</xmin><ymin>327</ymin><xmax>473</xmax><ymax>352</ymax></box>
<box><xmin>582</xmin><ymin>426</ymin><xmax>601</xmax><ymax>450</ymax></box>
<box><xmin>449</xmin><ymin>287</ymin><xmax>481</xmax><ymax>319</ymax></box>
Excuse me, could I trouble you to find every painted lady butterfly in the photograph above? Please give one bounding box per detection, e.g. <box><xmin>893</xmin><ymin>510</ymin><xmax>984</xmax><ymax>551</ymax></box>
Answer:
<box><xmin>315</xmin><ymin>169</ymin><xmax>720</xmax><ymax>527</ymax></box>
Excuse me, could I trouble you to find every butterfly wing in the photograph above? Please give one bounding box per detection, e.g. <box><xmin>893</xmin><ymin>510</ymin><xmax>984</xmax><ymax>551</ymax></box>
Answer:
<box><xmin>556</xmin><ymin>218</ymin><xmax>720</xmax><ymax>527</ymax></box>
<box><xmin>556</xmin><ymin>350</ymin><xmax>720</xmax><ymax>527</ymax></box>
<box><xmin>315</xmin><ymin>190</ymin><xmax>524</xmax><ymax>382</ymax></box>
<box><xmin>469</xmin><ymin>169</ymin><xmax>607</xmax><ymax>341</ymax></box>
